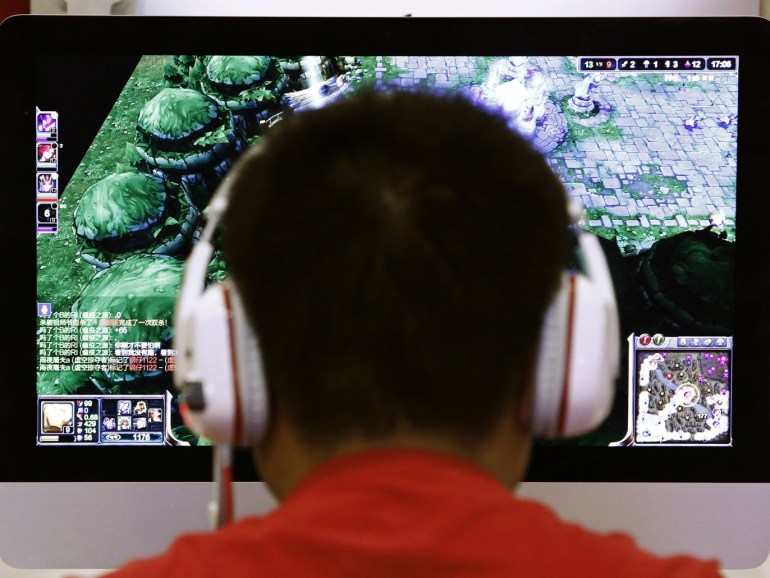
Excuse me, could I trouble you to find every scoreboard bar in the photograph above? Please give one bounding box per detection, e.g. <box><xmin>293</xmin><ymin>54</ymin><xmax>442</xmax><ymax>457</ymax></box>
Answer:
<box><xmin>579</xmin><ymin>56</ymin><xmax>737</xmax><ymax>73</ymax></box>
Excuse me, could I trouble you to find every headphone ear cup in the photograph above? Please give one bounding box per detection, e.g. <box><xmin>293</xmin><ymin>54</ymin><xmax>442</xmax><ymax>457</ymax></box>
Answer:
<box><xmin>176</xmin><ymin>281</ymin><xmax>269</xmax><ymax>446</ymax></box>
<box><xmin>224</xmin><ymin>280</ymin><xmax>270</xmax><ymax>445</ymax></box>
<box><xmin>532</xmin><ymin>272</ymin><xmax>572</xmax><ymax>438</ymax></box>
<box><xmin>532</xmin><ymin>270</ymin><xmax>617</xmax><ymax>438</ymax></box>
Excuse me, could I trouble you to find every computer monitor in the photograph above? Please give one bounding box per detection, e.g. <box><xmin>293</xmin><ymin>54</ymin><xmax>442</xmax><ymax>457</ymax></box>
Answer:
<box><xmin>1</xmin><ymin>15</ymin><xmax>768</xmax><ymax>570</ymax></box>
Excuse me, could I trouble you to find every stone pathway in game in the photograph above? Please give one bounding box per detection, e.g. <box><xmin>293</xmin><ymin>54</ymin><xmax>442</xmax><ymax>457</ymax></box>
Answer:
<box><xmin>376</xmin><ymin>56</ymin><xmax>737</xmax><ymax>243</ymax></box>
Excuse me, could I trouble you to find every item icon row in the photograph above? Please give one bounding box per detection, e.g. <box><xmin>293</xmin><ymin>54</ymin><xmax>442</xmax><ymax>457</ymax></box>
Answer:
<box><xmin>638</xmin><ymin>334</ymin><xmax>729</xmax><ymax>348</ymax></box>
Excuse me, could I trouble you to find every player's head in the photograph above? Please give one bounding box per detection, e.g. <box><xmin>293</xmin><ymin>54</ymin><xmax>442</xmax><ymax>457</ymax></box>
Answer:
<box><xmin>221</xmin><ymin>89</ymin><xmax>571</xmax><ymax>450</ymax></box>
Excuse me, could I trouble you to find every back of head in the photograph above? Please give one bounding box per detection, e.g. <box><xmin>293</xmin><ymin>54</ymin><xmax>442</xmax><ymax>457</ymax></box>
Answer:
<box><xmin>222</xmin><ymin>89</ymin><xmax>570</xmax><ymax>448</ymax></box>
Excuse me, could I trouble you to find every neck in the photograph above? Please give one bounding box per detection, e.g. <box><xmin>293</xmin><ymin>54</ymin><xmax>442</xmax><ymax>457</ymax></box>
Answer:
<box><xmin>255</xmin><ymin>399</ymin><xmax>531</xmax><ymax>501</ymax></box>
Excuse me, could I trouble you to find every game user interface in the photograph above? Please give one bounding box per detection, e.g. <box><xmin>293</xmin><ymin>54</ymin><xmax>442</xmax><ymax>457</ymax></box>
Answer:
<box><xmin>36</xmin><ymin>54</ymin><xmax>736</xmax><ymax>447</ymax></box>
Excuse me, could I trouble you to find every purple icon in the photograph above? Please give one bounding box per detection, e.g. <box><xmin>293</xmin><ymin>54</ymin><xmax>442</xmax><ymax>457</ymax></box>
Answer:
<box><xmin>37</xmin><ymin>173</ymin><xmax>58</xmax><ymax>195</ymax></box>
<box><xmin>37</xmin><ymin>303</ymin><xmax>52</xmax><ymax>317</ymax></box>
<box><xmin>37</xmin><ymin>113</ymin><xmax>57</xmax><ymax>135</ymax></box>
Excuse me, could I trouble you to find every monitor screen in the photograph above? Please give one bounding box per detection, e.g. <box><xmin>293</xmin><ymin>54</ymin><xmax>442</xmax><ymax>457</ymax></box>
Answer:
<box><xmin>2</xmin><ymin>16</ymin><xmax>769</xmax><ymax>570</ymax></box>
<box><xmin>34</xmin><ymin>52</ymin><xmax>739</xmax><ymax>451</ymax></box>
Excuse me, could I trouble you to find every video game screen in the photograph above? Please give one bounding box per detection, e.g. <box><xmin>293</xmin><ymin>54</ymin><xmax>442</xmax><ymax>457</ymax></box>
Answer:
<box><xmin>35</xmin><ymin>53</ymin><xmax>737</xmax><ymax>449</ymax></box>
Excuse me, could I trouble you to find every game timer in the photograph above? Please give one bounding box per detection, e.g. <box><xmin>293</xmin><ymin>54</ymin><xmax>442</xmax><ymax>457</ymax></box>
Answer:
<box><xmin>38</xmin><ymin>393</ymin><xmax>173</xmax><ymax>445</ymax></box>
<box><xmin>611</xmin><ymin>334</ymin><xmax>732</xmax><ymax>446</ymax></box>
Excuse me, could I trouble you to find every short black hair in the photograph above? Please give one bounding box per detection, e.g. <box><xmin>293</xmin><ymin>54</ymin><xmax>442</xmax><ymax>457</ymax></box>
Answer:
<box><xmin>222</xmin><ymin>89</ymin><xmax>570</xmax><ymax>446</ymax></box>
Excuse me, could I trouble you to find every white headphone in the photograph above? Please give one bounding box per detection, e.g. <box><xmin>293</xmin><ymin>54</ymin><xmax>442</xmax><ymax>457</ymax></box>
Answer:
<box><xmin>531</xmin><ymin>225</ymin><xmax>620</xmax><ymax>437</ymax></box>
<box><xmin>173</xmin><ymin>151</ymin><xmax>620</xmax><ymax>445</ymax></box>
<box><xmin>174</xmin><ymin>169</ymin><xmax>269</xmax><ymax>447</ymax></box>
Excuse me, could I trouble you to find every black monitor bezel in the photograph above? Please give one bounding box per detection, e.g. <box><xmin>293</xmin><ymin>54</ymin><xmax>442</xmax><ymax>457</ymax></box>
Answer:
<box><xmin>1</xmin><ymin>15</ymin><xmax>768</xmax><ymax>482</ymax></box>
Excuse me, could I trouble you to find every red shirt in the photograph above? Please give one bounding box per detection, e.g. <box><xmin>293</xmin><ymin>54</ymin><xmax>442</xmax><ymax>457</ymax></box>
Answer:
<box><xmin>104</xmin><ymin>449</ymin><xmax>722</xmax><ymax>577</ymax></box>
